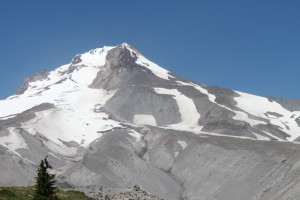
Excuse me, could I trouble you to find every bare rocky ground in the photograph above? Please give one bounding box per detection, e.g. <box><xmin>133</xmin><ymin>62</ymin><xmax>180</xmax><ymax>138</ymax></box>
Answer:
<box><xmin>76</xmin><ymin>185</ymin><xmax>163</xmax><ymax>200</ymax></box>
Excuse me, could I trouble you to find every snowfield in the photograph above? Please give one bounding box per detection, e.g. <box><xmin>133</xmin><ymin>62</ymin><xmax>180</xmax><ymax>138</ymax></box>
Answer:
<box><xmin>0</xmin><ymin>128</ymin><xmax>29</xmax><ymax>156</ymax></box>
<box><xmin>0</xmin><ymin>46</ymin><xmax>121</xmax><ymax>155</ymax></box>
<box><xmin>235</xmin><ymin>91</ymin><xmax>300</xmax><ymax>141</ymax></box>
<box><xmin>133</xmin><ymin>114</ymin><xmax>157</xmax><ymax>126</ymax></box>
<box><xmin>154</xmin><ymin>87</ymin><xmax>202</xmax><ymax>132</ymax></box>
<box><xmin>176</xmin><ymin>80</ymin><xmax>300</xmax><ymax>140</ymax></box>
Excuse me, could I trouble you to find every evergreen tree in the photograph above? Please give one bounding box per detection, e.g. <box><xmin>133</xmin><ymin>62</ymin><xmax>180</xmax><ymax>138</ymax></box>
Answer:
<box><xmin>33</xmin><ymin>156</ymin><xmax>59</xmax><ymax>200</ymax></box>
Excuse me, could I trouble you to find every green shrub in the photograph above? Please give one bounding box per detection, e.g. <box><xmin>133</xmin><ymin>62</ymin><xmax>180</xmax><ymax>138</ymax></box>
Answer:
<box><xmin>0</xmin><ymin>188</ymin><xmax>17</xmax><ymax>197</ymax></box>
<box><xmin>0</xmin><ymin>187</ymin><xmax>91</xmax><ymax>200</ymax></box>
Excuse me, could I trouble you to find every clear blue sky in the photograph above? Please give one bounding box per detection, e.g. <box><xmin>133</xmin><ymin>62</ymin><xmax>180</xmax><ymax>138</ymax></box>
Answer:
<box><xmin>0</xmin><ymin>0</ymin><xmax>299</xmax><ymax>99</ymax></box>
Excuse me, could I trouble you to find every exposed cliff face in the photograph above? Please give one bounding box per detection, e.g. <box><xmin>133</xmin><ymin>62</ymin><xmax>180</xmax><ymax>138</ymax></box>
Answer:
<box><xmin>90</xmin><ymin>44</ymin><xmax>174</xmax><ymax>90</ymax></box>
<box><xmin>1</xmin><ymin>43</ymin><xmax>300</xmax><ymax>199</ymax></box>
<box><xmin>16</xmin><ymin>70</ymin><xmax>50</xmax><ymax>95</ymax></box>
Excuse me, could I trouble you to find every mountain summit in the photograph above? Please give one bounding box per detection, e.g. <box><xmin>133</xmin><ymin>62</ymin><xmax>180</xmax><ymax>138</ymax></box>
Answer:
<box><xmin>1</xmin><ymin>44</ymin><xmax>300</xmax><ymax>199</ymax></box>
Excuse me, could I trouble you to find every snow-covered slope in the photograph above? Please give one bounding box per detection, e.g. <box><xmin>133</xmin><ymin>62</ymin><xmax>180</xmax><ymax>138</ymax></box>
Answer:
<box><xmin>0</xmin><ymin>46</ymin><xmax>120</xmax><ymax>152</ymax></box>
<box><xmin>1</xmin><ymin>43</ymin><xmax>300</xmax><ymax>199</ymax></box>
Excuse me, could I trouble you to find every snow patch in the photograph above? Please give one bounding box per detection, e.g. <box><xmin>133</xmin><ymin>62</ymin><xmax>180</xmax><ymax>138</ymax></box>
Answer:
<box><xmin>27</xmin><ymin>64</ymin><xmax>70</xmax><ymax>92</ymax></box>
<box><xmin>177</xmin><ymin>81</ymin><xmax>216</xmax><ymax>102</ymax></box>
<box><xmin>178</xmin><ymin>140</ymin><xmax>187</xmax><ymax>150</ymax></box>
<box><xmin>235</xmin><ymin>91</ymin><xmax>300</xmax><ymax>141</ymax></box>
<box><xmin>78</xmin><ymin>46</ymin><xmax>113</xmax><ymax>67</ymax></box>
<box><xmin>136</xmin><ymin>54</ymin><xmax>174</xmax><ymax>80</ymax></box>
<box><xmin>128</xmin><ymin>130</ymin><xmax>143</xmax><ymax>141</ymax></box>
<box><xmin>177</xmin><ymin>81</ymin><xmax>267</xmax><ymax>126</ymax></box>
<box><xmin>41</xmin><ymin>135</ymin><xmax>78</xmax><ymax>157</ymax></box>
<box><xmin>252</xmin><ymin>133</ymin><xmax>270</xmax><ymax>140</ymax></box>
<box><xmin>133</xmin><ymin>114</ymin><xmax>157</xmax><ymax>126</ymax></box>
<box><xmin>154</xmin><ymin>88</ymin><xmax>202</xmax><ymax>132</ymax></box>
<box><xmin>70</xmin><ymin>65</ymin><xmax>101</xmax><ymax>86</ymax></box>
<box><xmin>0</xmin><ymin>128</ymin><xmax>29</xmax><ymax>156</ymax></box>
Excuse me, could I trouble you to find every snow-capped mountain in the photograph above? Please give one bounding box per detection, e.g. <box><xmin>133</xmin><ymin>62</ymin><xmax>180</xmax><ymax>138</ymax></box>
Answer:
<box><xmin>1</xmin><ymin>43</ymin><xmax>300</xmax><ymax>200</ymax></box>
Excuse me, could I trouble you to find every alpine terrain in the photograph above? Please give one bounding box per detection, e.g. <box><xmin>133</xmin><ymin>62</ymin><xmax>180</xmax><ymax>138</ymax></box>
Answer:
<box><xmin>1</xmin><ymin>43</ymin><xmax>300</xmax><ymax>200</ymax></box>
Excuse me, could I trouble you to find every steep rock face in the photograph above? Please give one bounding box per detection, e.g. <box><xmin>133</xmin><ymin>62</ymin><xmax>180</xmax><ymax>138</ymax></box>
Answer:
<box><xmin>1</xmin><ymin>43</ymin><xmax>300</xmax><ymax>199</ymax></box>
<box><xmin>90</xmin><ymin>44</ymin><xmax>175</xmax><ymax>90</ymax></box>
<box><xmin>16</xmin><ymin>70</ymin><xmax>50</xmax><ymax>95</ymax></box>
<box><xmin>89</xmin><ymin>45</ymin><xmax>185</xmax><ymax>126</ymax></box>
<box><xmin>104</xmin><ymin>86</ymin><xmax>182</xmax><ymax>126</ymax></box>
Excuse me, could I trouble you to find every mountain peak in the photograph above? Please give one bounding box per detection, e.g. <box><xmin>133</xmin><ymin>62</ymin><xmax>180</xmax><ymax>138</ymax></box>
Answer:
<box><xmin>105</xmin><ymin>44</ymin><xmax>139</xmax><ymax>70</ymax></box>
<box><xmin>70</xmin><ymin>43</ymin><xmax>140</xmax><ymax>67</ymax></box>
<box><xmin>120</xmin><ymin>42</ymin><xmax>130</xmax><ymax>47</ymax></box>
<box><xmin>2</xmin><ymin>43</ymin><xmax>300</xmax><ymax>200</ymax></box>
<box><xmin>117</xmin><ymin>43</ymin><xmax>142</xmax><ymax>55</ymax></box>
<box><xmin>15</xmin><ymin>43</ymin><xmax>171</xmax><ymax>95</ymax></box>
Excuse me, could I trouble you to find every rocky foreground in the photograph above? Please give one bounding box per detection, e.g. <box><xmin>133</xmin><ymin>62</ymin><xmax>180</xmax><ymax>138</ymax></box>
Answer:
<box><xmin>77</xmin><ymin>185</ymin><xmax>163</xmax><ymax>200</ymax></box>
